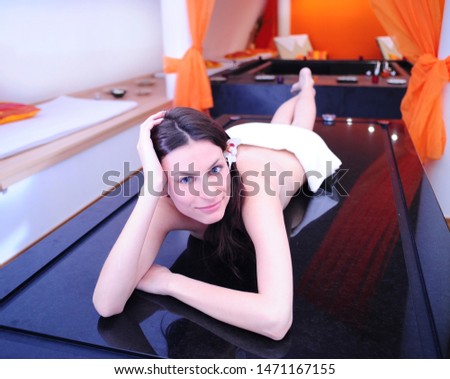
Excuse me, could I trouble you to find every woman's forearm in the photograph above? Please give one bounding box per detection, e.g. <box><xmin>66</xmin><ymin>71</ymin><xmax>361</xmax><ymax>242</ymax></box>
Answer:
<box><xmin>164</xmin><ymin>273</ymin><xmax>293</xmax><ymax>340</ymax></box>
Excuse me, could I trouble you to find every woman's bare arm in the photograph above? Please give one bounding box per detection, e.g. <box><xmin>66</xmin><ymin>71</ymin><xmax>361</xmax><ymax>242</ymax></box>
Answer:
<box><xmin>93</xmin><ymin>195</ymin><xmax>171</xmax><ymax>317</ymax></box>
<box><xmin>93</xmin><ymin>111</ymin><xmax>170</xmax><ymax>317</ymax></box>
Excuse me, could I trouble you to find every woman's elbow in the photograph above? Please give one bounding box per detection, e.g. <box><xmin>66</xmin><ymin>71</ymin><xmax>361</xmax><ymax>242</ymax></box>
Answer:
<box><xmin>260</xmin><ymin>308</ymin><xmax>293</xmax><ymax>341</ymax></box>
<box><xmin>92</xmin><ymin>295</ymin><xmax>124</xmax><ymax>318</ymax></box>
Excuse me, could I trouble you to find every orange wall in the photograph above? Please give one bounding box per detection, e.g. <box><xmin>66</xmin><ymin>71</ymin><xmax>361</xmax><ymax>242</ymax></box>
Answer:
<box><xmin>290</xmin><ymin>0</ymin><xmax>387</xmax><ymax>59</ymax></box>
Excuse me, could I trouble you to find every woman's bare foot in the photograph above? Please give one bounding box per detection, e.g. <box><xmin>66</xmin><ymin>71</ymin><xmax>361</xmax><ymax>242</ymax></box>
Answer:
<box><xmin>291</xmin><ymin>67</ymin><xmax>314</xmax><ymax>93</ymax></box>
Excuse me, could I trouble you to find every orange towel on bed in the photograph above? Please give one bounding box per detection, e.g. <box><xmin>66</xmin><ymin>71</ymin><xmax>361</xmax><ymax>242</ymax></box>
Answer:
<box><xmin>0</xmin><ymin>103</ymin><xmax>40</xmax><ymax>125</ymax></box>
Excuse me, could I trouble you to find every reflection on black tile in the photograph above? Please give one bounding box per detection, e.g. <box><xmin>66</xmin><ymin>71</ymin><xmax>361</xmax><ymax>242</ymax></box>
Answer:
<box><xmin>170</xmin><ymin>235</ymin><xmax>257</xmax><ymax>293</ymax></box>
<box><xmin>388</xmin><ymin>121</ymin><xmax>450</xmax><ymax>357</ymax></box>
<box><xmin>97</xmin><ymin>291</ymin><xmax>292</xmax><ymax>359</ymax></box>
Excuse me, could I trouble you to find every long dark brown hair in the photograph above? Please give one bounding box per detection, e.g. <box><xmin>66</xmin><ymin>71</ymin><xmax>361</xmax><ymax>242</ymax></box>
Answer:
<box><xmin>151</xmin><ymin>107</ymin><xmax>254</xmax><ymax>277</ymax></box>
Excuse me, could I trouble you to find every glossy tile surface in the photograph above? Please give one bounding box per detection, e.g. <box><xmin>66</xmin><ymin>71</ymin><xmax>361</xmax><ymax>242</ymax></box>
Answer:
<box><xmin>1</xmin><ymin>117</ymin><xmax>448</xmax><ymax>358</ymax></box>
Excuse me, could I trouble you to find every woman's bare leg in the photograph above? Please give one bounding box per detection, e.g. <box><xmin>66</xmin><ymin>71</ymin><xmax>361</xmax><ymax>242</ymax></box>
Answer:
<box><xmin>271</xmin><ymin>68</ymin><xmax>316</xmax><ymax>131</ymax></box>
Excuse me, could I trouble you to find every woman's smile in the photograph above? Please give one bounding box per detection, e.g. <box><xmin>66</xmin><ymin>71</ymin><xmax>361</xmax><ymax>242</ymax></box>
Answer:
<box><xmin>195</xmin><ymin>198</ymin><xmax>224</xmax><ymax>213</ymax></box>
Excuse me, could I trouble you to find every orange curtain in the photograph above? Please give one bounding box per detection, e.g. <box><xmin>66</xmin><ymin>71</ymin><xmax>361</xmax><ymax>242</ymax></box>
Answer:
<box><xmin>370</xmin><ymin>0</ymin><xmax>450</xmax><ymax>161</ymax></box>
<box><xmin>163</xmin><ymin>0</ymin><xmax>215</xmax><ymax>111</ymax></box>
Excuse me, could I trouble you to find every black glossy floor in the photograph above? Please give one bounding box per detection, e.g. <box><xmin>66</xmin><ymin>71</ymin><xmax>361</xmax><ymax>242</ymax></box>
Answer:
<box><xmin>1</xmin><ymin>116</ymin><xmax>449</xmax><ymax>358</ymax></box>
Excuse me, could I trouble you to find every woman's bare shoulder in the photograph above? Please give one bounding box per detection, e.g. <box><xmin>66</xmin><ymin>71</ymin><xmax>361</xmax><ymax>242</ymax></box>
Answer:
<box><xmin>236</xmin><ymin>145</ymin><xmax>274</xmax><ymax>170</ymax></box>
<box><xmin>236</xmin><ymin>144</ymin><xmax>304</xmax><ymax>208</ymax></box>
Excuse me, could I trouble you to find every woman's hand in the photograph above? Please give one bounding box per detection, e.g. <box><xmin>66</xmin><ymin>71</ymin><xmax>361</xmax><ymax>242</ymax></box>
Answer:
<box><xmin>137</xmin><ymin>110</ymin><xmax>166</xmax><ymax>195</ymax></box>
<box><xmin>137</xmin><ymin>264</ymin><xmax>173</xmax><ymax>296</ymax></box>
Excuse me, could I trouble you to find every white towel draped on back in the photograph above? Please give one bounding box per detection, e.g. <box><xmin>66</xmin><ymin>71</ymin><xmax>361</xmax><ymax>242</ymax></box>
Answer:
<box><xmin>226</xmin><ymin>122</ymin><xmax>342</xmax><ymax>193</ymax></box>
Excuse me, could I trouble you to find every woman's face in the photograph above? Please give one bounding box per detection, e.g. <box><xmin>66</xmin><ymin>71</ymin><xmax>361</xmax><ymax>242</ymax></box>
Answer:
<box><xmin>161</xmin><ymin>140</ymin><xmax>231</xmax><ymax>225</ymax></box>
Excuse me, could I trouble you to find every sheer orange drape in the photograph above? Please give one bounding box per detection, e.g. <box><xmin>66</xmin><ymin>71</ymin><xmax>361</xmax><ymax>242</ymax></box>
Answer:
<box><xmin>163</xmin><ymin>0</ymin><xmax>215</xmax><ymax>111</ymax></box>
<box><xmin>370</xmin><ymin>0</ymin><xmax>450</xmax><ymax>161</ymax></box>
